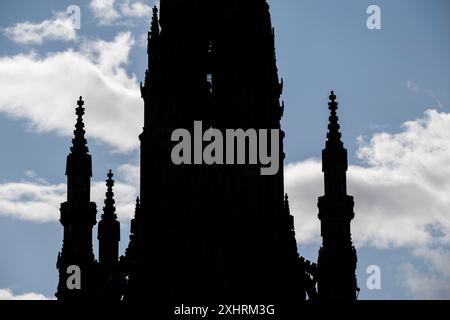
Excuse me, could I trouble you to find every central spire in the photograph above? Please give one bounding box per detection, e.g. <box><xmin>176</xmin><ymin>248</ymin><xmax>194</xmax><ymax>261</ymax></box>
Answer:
<box><xmin>150</xmin><ymin>6</ymin><xmax>160</xmax><ymax>39</ymax></box>
<box><xmin>128</xmin><ymin>0</ymin><xmax>308</xmax><ymax>302</ymax></box>
<box><xmin>147</xmin><ymin>6</ymin><xmax>160</xmax><ymax>65</ymax></box>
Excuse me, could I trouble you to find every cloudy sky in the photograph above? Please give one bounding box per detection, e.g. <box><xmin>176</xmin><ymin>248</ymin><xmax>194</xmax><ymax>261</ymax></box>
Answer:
<box><xmin>0</xmin><ymin>0</ymin><xmax>449</xmax><ymax>300</ymax></box>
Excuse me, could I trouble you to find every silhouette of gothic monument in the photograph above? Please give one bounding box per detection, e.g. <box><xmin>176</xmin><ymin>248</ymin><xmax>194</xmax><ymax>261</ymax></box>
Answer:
<box><xmin>56</xmin><ymin>1</ymin><xmax>357</xmax><ymax>302</ymax></box>
<box><xmin>317</xmin><ymin>91</ymin><xmax>358</xmax><ymax>300</ymax></box>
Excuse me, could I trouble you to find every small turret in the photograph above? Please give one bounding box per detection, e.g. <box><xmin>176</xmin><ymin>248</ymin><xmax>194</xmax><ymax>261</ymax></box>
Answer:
<box><xmin>317</xmin><ymin>91</ymin><xmax>358</xmax><ymax>301</ymax></box>
<box><xmin>98</xmin><ymin>170</ymin><xmax>120</xmax><ymax>266</ymax></box>
<box><xmin>56</xmin><ymin>97</ymin><xmax>97</xmax><ymax>300</ymax></box>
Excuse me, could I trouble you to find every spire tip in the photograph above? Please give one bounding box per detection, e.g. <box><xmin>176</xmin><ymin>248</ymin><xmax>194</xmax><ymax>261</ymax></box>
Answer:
<box><xmin>325</xmin><ymin>91</ymin><xmax>343</xmax><ymax>147</ymax></box>
<box><xmin>329</xmin><ymin>91</ymin><xmax>336</xmax><ymax>102</ymax></box>
<box><xmin>71</xmin><ymin>97</ymin><xmax>88</xmax><ymax>154</ymax></box>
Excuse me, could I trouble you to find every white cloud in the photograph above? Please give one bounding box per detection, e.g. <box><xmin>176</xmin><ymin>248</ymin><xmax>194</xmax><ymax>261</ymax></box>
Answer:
<box><xmin>137</xmin><ymin>32</ymin><xmax>149</xmax><ymax>48</ymax></box>
<box><xmin>3</xmin><ymin>12</ymin><xmax>77</xmax><ymax>45</ymax></box>
<box><xmin>0</xmin><ymin>29</ymin><xmax>141</xmax><ymax>221</ymax></box>
<box><xmin>400</xmin><ymin>246</ymin><xmax>450</xmax><ymax>299</ymax></box>
<box><xmin>90</xmin><ymin>0</ymin><xmax>121</xmax><ymax>25</ymax></box>
<box><xmin>120</xmin><ymin>0</ymin><xmax>153</xmax><ymax>18</ymax></box>
<box><xmin>117</xmin><ymin>163</ymin><xmax>140</xmax><ymax>188</ymax></box>
<box><xmin>412</xmin><ymin>247</ymin><xmax>450</xmax><ymax>279</ymax></box>
<box><xmin>286</xmin><ymin>109</ymin><xmax>450</xmax><ymax>250</ymax></box>
<box><xmin>0</xmin><ymin>180</ymin><xmax>65</xmax><ymax>223</ymax></box>
<box><xmin>0</xmin><ymin>167</ymin><xmax>139</xmax><ymax>223</ymax></box>
<box><xmin>398</xmin><ymin>262</ymin><xmax>450</xmax><ymax>299</ymax></box>
<box><xmin>0</xmin><ymin>288</ymin><xmax>53</xmax><ymax>300</ymax></box>
<box><xmin>285</xmin><ymin>109</ymin><xmax>450</xmax><ymax>299</ymax></box>
<box><xmin>0</xmin><ymin>32</ymin><xmax>142</xmax><ymax>152</ymax></box>
<box><xmin>90</xmin><ymin>0</ymin><xmax>157</xmax><ymax>25</ymax></box>
<box><xmin>284</xmin><ymin>159</ymin><xmax>322</xmax><ymax>244</ymax></box>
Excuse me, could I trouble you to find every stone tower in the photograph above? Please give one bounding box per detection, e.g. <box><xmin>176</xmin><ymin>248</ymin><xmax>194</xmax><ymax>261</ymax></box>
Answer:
<box><xmin>56</xmin><ymin>97</ymin><xmax>97</xmax><ymax>300</ymax></box>
<box><xmin>97</xmin><ymin>170</ymin><xmax>121</xmax><ymax>299</ymax></box>
<box><xmin>317</xmin><ymin>91</ymin><xmax>358</xmax><ymax>301</ymax></box>
<box><xmin>126</xmin><ymin>0</ymin><xmax>306</xmax><ymax>301</ymax></box>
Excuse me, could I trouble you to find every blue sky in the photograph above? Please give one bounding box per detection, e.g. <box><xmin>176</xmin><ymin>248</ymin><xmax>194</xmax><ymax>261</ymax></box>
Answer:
<box><xmin>0</xmin><ymin>0</ymin><xmax>449</xmax><ymax>300</ymax></box>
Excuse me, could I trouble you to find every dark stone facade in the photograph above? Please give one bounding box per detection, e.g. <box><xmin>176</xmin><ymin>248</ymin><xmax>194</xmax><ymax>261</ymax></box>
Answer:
<box><xmin>56</xmin><ymin>1</ymin><xmax>357</xmax><ymax>302</ymax></box>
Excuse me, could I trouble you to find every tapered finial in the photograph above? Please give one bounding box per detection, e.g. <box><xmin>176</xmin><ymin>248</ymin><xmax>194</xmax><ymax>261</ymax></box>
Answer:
<box><xmin>106</xmin><ymin>169</ymin><xmax>114</xmax><ymax>189</ymax></box>
<box><xmin>329</xmin><ymin>91</ymin><xmax>336</xmax><ymax>101</ymax></box>
<box><xmin>326</xmin><ymin>91</ymin><xmax>343</xmax><ymax>148</ymax></box>
<box><xmin>284</xmin><ymin>193</ymin><xmax>290</xmax><ymax>215</ymax></box>
<box><xmin>71</xmin><ymin>97</ymin><xmax>89</xmax><ymax>155</ymax></box>
<box><xmin>102</xmin><ymin>170</ymin><xmax>117</xmax><ymax>220</ymax></box>
<box><xmin>146</xmin><ymin>4</ymin><xmax>160</xmax><ymax>72</ymax></box>
<box><xmin>150</xmin><ymin>5</ymin><xmax>160</xmax><ymax>38</ymax></box>
<box><xmin>135</xmin><ymin>197</ymin><xmax>140</xmax><ymax>212</ymax></box>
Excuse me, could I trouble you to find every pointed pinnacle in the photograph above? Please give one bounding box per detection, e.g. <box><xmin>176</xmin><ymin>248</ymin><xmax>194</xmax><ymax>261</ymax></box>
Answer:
<box><xmin>328</xmin><ymin>90</ymin><xmax>338</xmax><ymax>112</ymax></box>
<box><xmin>284</xmin><ymin>193</ymin><xmax>290</xmax><ymax>214</ymax></box>
<box><xmin>107</xmin><ymin>169</ymin><xmax>114</xmax><ymax>184</ymax></box>
<box><xmin>71</xmin><ymin>97</ymin><xmax>89</xmax><ymax>154</ymax></box>
<box><xmin>329</xmin><ymin>91</ymin><xmax>336</xmax><ymax>101</ymax></box>
<box><xmin>131</xmin><ymin>197</ymin><xmax>141</xmax><ymax>226</ymax></box>
<box><xmin>105</xmin><ymin>170</ymin><xmax>115</xmax><ymax>196</ymax></box>
<box><xmin>151</xmin><ymin>5</ymin><xmax>159</xmax><ymax>32</ymax></box>
<box><xmin>326</xmin><ymin>91</ymin><xmax>343</xmax><ymax>147</ymax></box>
<box><xmin>102</xmin><ymin>170</ymin><xmax>116</xmax><ymax>220</ymax></box>
<box><xmin>136</xmin><ymin>197</ymin><xmax>140</xmax><ymax>207</ymax></box>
